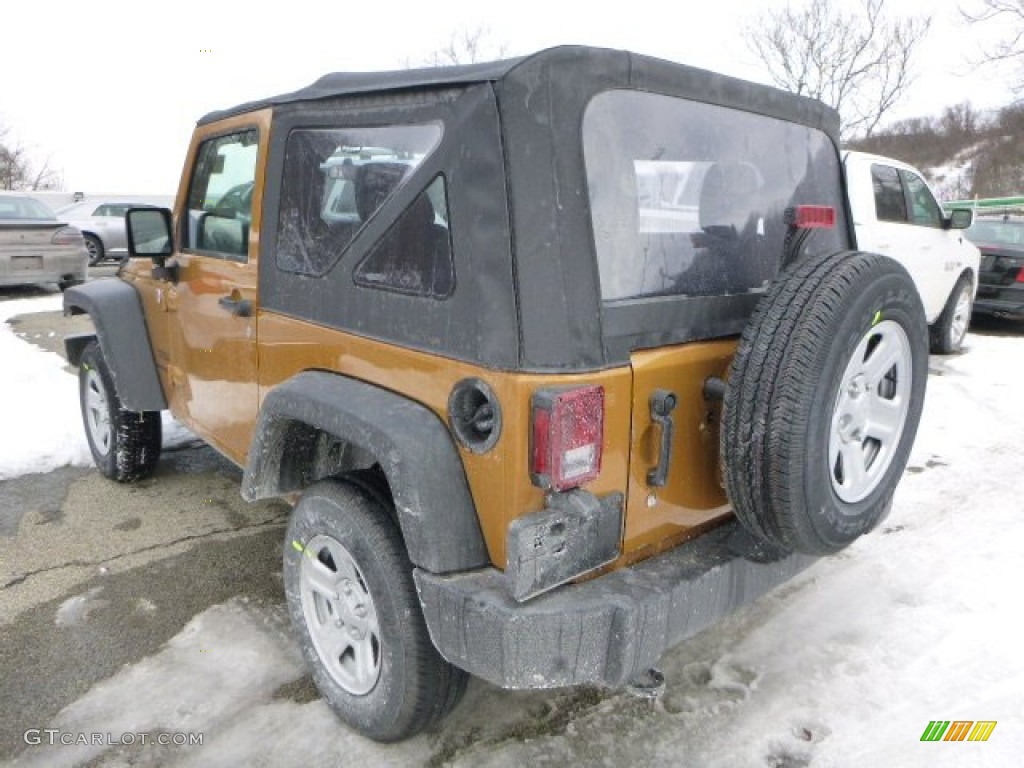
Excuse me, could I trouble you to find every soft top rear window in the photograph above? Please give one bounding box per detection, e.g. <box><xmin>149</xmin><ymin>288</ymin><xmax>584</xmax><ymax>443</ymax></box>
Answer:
<box><xmin>583</xmin><ymin>90</ymin><xmax>847</xmax><ymax>302</ymax></box>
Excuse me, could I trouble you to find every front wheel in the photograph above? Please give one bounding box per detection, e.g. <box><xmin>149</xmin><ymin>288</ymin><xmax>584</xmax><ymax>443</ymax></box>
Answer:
<box><xmin>79</xmin><ymin>341</ymin><xmax>161</xmax><ymax>481</ymax></box>
<box><xmin>284</xmin><ymin>480</ymin><xmax>467</xmax><ymax>742</ymax></box>
<box><xmin>930</xmin><ymin>274</ymin><xmax>973</xmax><ymax>354</ymax></box>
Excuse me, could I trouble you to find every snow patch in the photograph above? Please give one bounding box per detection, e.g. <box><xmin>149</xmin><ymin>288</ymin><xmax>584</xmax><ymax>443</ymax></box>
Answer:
<box><xmin>0</xmin><ymin>294</ymin><xmax>196</xmax><ymax>479</ymax></box>
<box><xmin>0</xmin><ymin>295</ymin><xmax>93</xmax><ymax>479</ymax></box>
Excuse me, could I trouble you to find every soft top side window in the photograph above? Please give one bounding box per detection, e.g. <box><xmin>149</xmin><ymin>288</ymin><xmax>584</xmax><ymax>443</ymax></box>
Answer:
<box><xmin>353</xmin><ymin>175</ymin><xmax>454</xmax><ymax>299</ymax></box>
<box><xmin>275</xmin><ymin>123</ymin><xmax>442</xmax><ymax>277</ymax></box>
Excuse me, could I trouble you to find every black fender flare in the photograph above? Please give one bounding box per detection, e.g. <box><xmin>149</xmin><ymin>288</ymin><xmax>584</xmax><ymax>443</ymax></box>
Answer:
<box><xmin>63</xmin><ymin>281</ymin><xmax>167</xmax><ymax>412</ymax></box>
<box><xmin>242</xmin><ymin>371</ymin><xmax>489</xmax><ymax>574</ymax></box>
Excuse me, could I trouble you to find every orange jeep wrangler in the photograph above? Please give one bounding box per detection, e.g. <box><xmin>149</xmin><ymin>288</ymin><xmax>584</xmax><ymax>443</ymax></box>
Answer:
<box><xmin>64</xmin><ymin>46</ymin><xmax>928</xmax><ymax>741</ymax></box>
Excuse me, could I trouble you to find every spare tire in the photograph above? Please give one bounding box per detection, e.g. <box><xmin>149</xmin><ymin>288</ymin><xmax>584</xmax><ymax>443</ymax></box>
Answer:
<box><xmin>721</xmin><ymin>250</ymin><xmax>928</xmax><ymax>555</ymax></box>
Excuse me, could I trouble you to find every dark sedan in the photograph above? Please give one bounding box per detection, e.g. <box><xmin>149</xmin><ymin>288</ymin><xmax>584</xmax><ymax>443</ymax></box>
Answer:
<box><xmin>965</xmin><ymin>212</ymin><xmax>1024</xmax><ymax>319</ymax></box>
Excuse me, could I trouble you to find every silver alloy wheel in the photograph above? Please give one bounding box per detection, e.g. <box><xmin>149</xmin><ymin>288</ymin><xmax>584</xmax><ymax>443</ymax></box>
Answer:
<box><xmin>949</xmin><ymin>285</ymin><xmax>972</xmax><ymax>349</ymax></box>
<box><xmin>84</xmin><ymin>236</ymin><xmax>101</xmax><ymax>264</ymax></box>
<box><xmin>299</xmin><ymin>534</ymin><xmax>381</xmax><ymax>696</ymax></box>
<box><xmin>829</xmin><ymin>320</ymin><xmax>912</xmax><ymax>504</ymax></box>
<box><xmin>83</xmin><ymin>368</ymin><xmax>112</xmax><ymax>456</ymax></box>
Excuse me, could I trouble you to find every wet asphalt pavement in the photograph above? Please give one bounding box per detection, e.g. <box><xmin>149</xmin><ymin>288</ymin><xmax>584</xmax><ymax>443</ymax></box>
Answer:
<box><xmin>0</xmin><ymin>283</ymin><xmax>298</xmax><ymax>758</ymax></box>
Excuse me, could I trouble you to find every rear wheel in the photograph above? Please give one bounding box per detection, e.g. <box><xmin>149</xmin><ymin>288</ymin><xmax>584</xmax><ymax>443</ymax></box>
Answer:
<box><xmin>284</xmin><ymin>480</ymin><xmax>467</xmax><ymax>742</ymax></box>
<box><xmin>721</xmin><ymin>251</ymin><xmax>928</xmax><ymax>554</ymax></box>
<box><xmin>930</xmin><ymin>274</ymin><xmax>973</xmax><ymax>354</ymax></box>
<box><xmin>79</xmin><ymin>341</ymin><xmax>162</xmax><ymax>482</ymax></box>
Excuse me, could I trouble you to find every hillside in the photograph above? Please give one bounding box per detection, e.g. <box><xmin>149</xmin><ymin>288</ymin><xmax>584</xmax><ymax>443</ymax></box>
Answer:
<box><xmin>848</xmin><ymin>102</ymin><xmax>1024</xmax><ymax>201</ymax></box>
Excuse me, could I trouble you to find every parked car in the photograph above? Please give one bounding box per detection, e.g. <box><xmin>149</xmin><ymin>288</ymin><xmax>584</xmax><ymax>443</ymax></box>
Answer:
<box><xmin>843</xmin><ymin>150</ymin><xmax>980</xmax><ymax>353</ymax></box>
<box><xmin>964</xmin><ymin>210</ymin><xmax>1024</xmax><ymax>319</ymax></box>
<box><xmin>0</xmin><ymin>195</ymin><xmax>87</xmax><ymax>290</ymax></box>
<box><xmin>64</xmin><ymin>46</ymin><xmax>930</xmax><ymax>741</ymax></box>
<box><xmin>56</xmin><ymin>200</ymin><xmax>158</xmax><ymax>265</ymax></box>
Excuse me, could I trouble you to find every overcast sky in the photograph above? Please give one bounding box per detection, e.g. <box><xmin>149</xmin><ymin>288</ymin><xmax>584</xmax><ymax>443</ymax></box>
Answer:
<box><xmin>1</xmin><ymin>0</ymin><xmax>1015</xmax><ymax>194</ymax></box>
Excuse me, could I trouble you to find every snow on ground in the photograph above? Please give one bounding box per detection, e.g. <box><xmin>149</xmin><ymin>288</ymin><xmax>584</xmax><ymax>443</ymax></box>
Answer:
<box><xmin>0</xmin><ymin>294</ymin><xmax>195</xmax><ymax>480</ymax></box>
<box><xmin>0</xmin><ymin>295</ymin><xmax>93</xmax><ymax>479</ymax></box>
<box><xmin>4</xmin><ymin>296</ymin><xmax>1023</xmax><ymax>766</ymax></box>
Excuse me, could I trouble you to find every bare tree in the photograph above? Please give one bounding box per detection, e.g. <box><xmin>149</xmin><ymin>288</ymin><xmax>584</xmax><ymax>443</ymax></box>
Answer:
<box><xmin>744</xmin><ymin>0</ymin><xmax>932</xmax><ymax>138</ymax></box>
<box><xmin>414</xmin><ymin>26</ymin><xmax>508</xmax><ymax>68</ymax></box>
<box><xmin>961</xmin><ymin>0</ymin><xmax>1024</xmax><ymax>94</ymax></box>
<box><xmin>0</xmin><ymin>123</ymin><xmax>60</xmax><ymax>191</ymax></box>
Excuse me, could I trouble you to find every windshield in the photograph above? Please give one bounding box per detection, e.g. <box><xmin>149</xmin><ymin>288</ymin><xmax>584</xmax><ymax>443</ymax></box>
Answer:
<box><xmin>0</xmin><ymin>196</ymin><xmax>57</xmax><ymax>220</ymax></box>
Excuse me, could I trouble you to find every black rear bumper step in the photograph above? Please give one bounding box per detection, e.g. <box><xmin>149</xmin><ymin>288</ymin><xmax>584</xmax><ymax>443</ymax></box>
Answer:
<box><xmin>414</xmin><ymin>521</ymin><xmax>815</xmax><ymax>689</ymax></box>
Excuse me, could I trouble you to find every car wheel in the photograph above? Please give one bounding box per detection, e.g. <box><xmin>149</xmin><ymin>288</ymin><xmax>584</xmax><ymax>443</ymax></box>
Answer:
<box><xmin>84</xmin><ymin>234</ymin><xmax>105</xmax><ymax>266</ymax></box>
<box><xmin>721</xmin><ymin>251</ymin><xmax>928</xmax><ymax>555</ymax></box>
<box><xmin>929</xmin><ymin>274</ymin><xmax>973</xmax><ymax>355</ymax></box>
<box><xmin>79</xmin><ymin>341</ymin><xmax>162</xmax><ymax>482</ymax></box>
<box><xmin>284</xmin><ymin>480</ymin><xmax>467</xmax><ymax>742</ymax></box>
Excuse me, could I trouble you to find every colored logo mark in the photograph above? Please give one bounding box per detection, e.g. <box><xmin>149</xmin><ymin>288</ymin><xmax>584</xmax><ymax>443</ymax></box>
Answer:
<box><xmin>920</xmin><ymin>720</ymin><xmax>997</xmax><ymax>742</ymax></box>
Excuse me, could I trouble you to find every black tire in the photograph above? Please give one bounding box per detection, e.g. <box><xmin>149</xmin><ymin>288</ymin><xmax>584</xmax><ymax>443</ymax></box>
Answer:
<box><xmin>284</xmin><ymin>480</ymin><xmax>467</xmax><ymax>742</ymax></box>
<box><xmin>78</xmin><ymin>341</ymin><xmax>162</xmax><ymax>482</ymax></box>
<box><xmin>84</xmin><ymin>234</ymin><xmax>105</xmax><ymax>266</ymax></box>
<box><xmin>929</xmin><ymin>273</ymin><xmax>973</xmax><ymax>354</ymax></box>
<box><xmin>721</xmin><ymin>251</ymin><xmax>928</xmax><ymax>555</ymax></box>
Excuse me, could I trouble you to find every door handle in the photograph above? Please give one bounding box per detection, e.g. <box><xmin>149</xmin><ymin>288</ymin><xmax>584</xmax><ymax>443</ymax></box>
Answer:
<box><xmin>218</xmin><ymin>294</ymin><xmax>253</xmax><ymax>317</ymax></box>
<box><xmin>647</xmin><ymin>389</ymin><xmax>678</xmax><ymax>487</ymax></box>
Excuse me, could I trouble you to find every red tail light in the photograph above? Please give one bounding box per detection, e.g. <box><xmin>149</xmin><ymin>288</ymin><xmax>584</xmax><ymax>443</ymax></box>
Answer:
<box><xmin>786</xmin><ymin>205</ymin><xmax>836</xmax><ymax>229</ymax></box>
<box><xmin>51</xmin><ymin>226</ymin><xmax>84</xmax><ymax>245</ymax></box>
<box><xmin>1015</xmin><ymin>268</ymin><xmax>1024</xmax><ymax>283</ymax></box>
<box><xmin>530</xmin><ymin>386</ymin><xmax>604</xmax><ymax>492</ymax></box>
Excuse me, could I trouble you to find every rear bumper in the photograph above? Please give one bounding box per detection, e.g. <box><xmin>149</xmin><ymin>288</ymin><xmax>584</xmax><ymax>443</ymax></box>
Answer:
<box><xmin>974</xmin><ymin>289</ymin><xmax>1024</xmax><ymax>317</ymax></box>
<box><xmin>414</xmin><ymin>521</ymin><xmax>815</xmax><ymax>689</ymax></box>
<box><xmin>0</xmin><ymin>249</ymin><xmax>87</xmax><ymax>286</ymax></box>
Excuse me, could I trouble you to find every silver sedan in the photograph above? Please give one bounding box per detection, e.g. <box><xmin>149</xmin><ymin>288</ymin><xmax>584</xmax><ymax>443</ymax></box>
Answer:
<box><xmin>56</xmin><ymin>201</ymin><xmax>154</xmax><ymax>265</ymax></box>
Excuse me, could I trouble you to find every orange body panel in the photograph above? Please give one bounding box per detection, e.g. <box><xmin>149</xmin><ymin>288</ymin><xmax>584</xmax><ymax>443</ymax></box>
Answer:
<box><xmin>256</xmin><ymin>313</ymin><xmax>632</xmax><ymax>567</ymax></box>
<box><xmin>622</xmin><ymin>340</ymin><xmax>738</xmax><ymax>561</ymax></box>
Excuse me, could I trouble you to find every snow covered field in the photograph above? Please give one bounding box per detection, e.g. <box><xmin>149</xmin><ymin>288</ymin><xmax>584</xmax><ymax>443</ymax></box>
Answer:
<box><xmin>2</xmin><ymin>294</ymin><xmax>1022</xmax><ymax>767</ymax></box>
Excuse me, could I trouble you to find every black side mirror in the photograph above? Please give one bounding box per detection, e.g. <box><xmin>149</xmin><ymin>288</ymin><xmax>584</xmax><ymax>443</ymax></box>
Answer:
<box><xmin>946</xmin><ymin>208</ymin><xmax>973</xmax><ymax>230</ymax></box>
<box><xmin>126</xmin><ymin>207</ymin><xmax>174</xmax><ymax>263</ymax></box>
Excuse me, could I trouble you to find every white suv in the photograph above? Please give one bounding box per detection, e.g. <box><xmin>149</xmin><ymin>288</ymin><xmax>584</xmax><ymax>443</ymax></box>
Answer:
<box><xmin>843</xmin><ymin>150</ymin><xmax>980</xmax><ymax>353</ymax></box>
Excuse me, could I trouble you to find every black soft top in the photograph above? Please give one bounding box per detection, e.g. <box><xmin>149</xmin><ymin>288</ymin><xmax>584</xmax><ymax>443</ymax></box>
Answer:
<box><xmin>198</xmin><ymin>57</ymin><xmax>525</xmax><ymax>125</ymax></box>
<box><xmin>224</xmin><ymin>45</ymin><xmax>845</xmax><ymax>371</ymax></box>
<box><xmin>198</xmin><ymin>46</ymin><xmax>839</xmax><ymax>141</ymax></box>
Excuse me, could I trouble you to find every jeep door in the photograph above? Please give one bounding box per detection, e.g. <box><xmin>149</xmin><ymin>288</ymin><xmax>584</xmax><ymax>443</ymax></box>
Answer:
<box><xmin>160</xmin><ymin>113</ymin><xmax>268</xmax><ymax>463</ymax></box>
